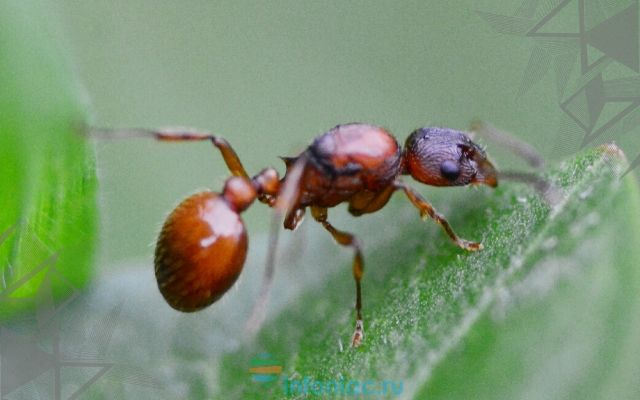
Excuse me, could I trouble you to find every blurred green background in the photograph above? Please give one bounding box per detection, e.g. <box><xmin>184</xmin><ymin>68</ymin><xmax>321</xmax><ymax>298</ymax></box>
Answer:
<box><xmin>57</xmin><ymin>0</ymin><xmax>587</xmax><ymax>266</ymax></box>
<box><xmin>3</xmin><ymin>1</ymin><xmax>640</xmax><ymax>398</ymax></box>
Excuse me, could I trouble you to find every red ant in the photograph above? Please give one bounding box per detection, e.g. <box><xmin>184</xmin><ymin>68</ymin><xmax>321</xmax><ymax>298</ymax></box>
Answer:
<box><xmin>91</xmin><ymin>121</ymin><xmax>544</xmax><ymax>347</ymax></box>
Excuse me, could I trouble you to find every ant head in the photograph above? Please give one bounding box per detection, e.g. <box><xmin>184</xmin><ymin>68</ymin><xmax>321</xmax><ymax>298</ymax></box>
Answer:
<box><xmin>403</xmin><ymin>127</ymin><xmax>498</xmax><ymax>188</ymax></box>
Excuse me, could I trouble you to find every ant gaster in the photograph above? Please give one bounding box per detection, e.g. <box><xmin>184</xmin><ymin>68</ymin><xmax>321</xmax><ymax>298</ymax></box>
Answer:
<box><xmin>96</xmin><ymin>123</ymin><xmax>500</xmax><ymax>347</ymax></box>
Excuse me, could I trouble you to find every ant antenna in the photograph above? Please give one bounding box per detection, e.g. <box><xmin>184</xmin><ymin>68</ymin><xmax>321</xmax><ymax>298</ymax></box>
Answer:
<box><xmin>470</xmin><ymin>120</ymin><xmax>563</xmax><ymax>205</ymax></box>
<box><xmin>470</xmin><ymin>120</ymin><xmax>544</xmax><ymax>168</ymax></box>
<box><xmin>498</xmin><ymin>170</ymin><xmax>564</xmax><ymax>205</ymax></box>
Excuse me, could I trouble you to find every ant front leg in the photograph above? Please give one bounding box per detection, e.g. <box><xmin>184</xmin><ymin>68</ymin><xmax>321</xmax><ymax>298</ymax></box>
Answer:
<box><xmin>395</xmin><ymin>181</ymin><xmax>483</xmax><ymax>251</ymax></box>
<box><xmin>310</xmin><ymin>206</ymin><xmax>365</xmax><ymax>347</ymax></box>
<box><xmin>88</xmin><ymin>126</ymin><xmax>250</xmax><ymax>178</ymax></box>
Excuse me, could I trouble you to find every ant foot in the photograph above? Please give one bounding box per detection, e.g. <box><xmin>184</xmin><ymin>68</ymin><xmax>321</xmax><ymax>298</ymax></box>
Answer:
<box><xmin>458</xmin><ymin>239</ymin><xmax>483</xmax><ymax>251</ymax></box>
<box><xmin>351</xmin><ymin>319</ymin><xmax>364</xmax><ymax>347</ymax></box>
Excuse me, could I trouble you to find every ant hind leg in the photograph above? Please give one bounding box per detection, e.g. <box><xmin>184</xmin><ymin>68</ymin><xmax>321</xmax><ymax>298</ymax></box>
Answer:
<box><xmin>244</xmin><ymin>158</ymin><xmax>309</xmax><ymax>337</ymax></box>
<box><xmin>244</xmin><ymin>211</ymin><xmax>282</xmax><ymax>337</ymax></box>
<box><xmin>87</xmin><ymin>126</ymin><xmax>250</xmax><ymax>178</ymax></box>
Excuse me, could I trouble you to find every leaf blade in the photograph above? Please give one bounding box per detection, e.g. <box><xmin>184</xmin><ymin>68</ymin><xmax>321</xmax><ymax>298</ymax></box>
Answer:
<box><xmin>0</xmin><ymin>0</ymin><xmax>98</xmax><ymax>318</ymax></box>
<box><xmin>217</xmin><ymin>145</ymin><xmax>640</xmax><ymax>400</ymax></box>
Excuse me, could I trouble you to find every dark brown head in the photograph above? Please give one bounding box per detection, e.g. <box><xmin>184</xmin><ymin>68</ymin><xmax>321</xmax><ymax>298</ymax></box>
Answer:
<box><xmin>403</xmin><ymin>127</ymin><xmax>498</xmax><ymax>187</ymax></box>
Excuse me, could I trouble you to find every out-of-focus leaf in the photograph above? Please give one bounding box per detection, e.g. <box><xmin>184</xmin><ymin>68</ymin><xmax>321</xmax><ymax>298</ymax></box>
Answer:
<box><xmin>0</xmin><ymin>0</ymin><xmax>97</xmax><ymax>319</ymax></box>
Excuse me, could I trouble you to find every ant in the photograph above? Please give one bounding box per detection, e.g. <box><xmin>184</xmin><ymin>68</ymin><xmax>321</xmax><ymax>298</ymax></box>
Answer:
<box><xmin>91</xmin><ymin>121</ymin><xmax>545</xmax><ymax>347</ymax></box>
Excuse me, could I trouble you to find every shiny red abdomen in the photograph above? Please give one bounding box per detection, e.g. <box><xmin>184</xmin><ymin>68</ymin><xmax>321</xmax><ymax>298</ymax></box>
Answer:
<box><xmin>154</xmin><ymin>192</ymin><xmax>247</xmax><ymax>312</ymax></box>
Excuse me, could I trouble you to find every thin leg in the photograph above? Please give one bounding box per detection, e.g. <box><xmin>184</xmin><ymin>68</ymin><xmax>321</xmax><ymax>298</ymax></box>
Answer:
<box><xmin>395</xmin><ymin>181</ymin><xmax>483</xmax><ymax>251</ymax></box>
<box><xmin>242</xmin><ymin>156</ymin><xmax>306</xmax><ymax>335</ymax></box>
<box><xmin>244</xmin><ymin>210</ymin><xmax>281</xmax><ymax>336</ymax></box>
<box><xmin>283</xmin><ymin>207</ymin><xmax>306</xmax><ymax>230</ymax></box>
<box><xmin>310</xmin><ymin>206</ymin><xmax>364</xmax><ymax>347</ymax></box>
<box><xmin>244</xmin><ymin>157</ymin><xmax>308</xmax><ymax>335</ymax></box>
<box><xmin>88</xmin><ymin>126</ymin><xmax>249</xmax><ymax>178</ymax></box>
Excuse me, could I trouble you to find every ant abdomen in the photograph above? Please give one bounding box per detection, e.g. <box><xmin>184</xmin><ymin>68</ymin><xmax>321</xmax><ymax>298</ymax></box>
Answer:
<box><xmin>154</xmin><ymin>190</ymin><xmax>248</xmax><ymax>312</ymax></box>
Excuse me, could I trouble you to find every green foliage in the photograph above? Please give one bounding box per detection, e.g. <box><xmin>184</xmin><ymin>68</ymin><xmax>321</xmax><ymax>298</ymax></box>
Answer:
<box><xmin>215</xmin><ymin>146</ymin><xmax>640</xmax><ymax>399</ymax></box>
<box><xmin>30</xmin><ymin>134</ymin><xmax>637</xmax><ymax>400</ymax></box>
<box><xmin>2</xmin><ymin>3</ymin><xmax>639</xmax><ymax>398</ymax></box>
<box><xmin>0</xmin><ymin>1</ymin><xmax>97</xmax><ymax>318</ymax></box>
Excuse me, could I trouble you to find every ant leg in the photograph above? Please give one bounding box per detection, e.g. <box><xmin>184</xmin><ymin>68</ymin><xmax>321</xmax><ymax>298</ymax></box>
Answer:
<box><xmin>284</xmin><ymin>207</ymin><xmax>306</xmax><ymax>230</ymax></box>
<box><xmin>88</xmin><ymin>126</ymin><xmax>249</xmax><ymax>178</ymax></box>
<box><xmin>244</xmin><ymin>210</ymin><xmax>281</xmax><ymax>336</ymax></box>
<box><xmin>244</xmin><ymin>157</ymin><xmax>308</xmax><ymax>336</ymax></box>
<box><xmin>395</xmin><ymin>181</ymin><xmax>483</xmax><ymax>251</ymax></box>
<box><xmin>310</xmin><ymin>206</ymin><xmax>365</xmax><ymax>347</ymax></box>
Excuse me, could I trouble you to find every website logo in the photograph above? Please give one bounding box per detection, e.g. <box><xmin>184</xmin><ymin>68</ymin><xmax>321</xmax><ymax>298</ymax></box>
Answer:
<box><xmin>249</xmin><ymin>353</ymin><xmax>282</xmax><ymax>385</ymax></box>
<box><xmin>249</xmin><ymin>353</ymin><xmax>403</xmax><ymax>397</ymax></box>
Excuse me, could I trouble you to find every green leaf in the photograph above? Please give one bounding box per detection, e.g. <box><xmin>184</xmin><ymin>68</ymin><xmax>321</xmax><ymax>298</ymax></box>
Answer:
<box><xmin>0</xmin><ymin>1</ymin><xmax>97</xmax><ymax>318</ymax></box>
<box><xmin>41</xmin><ymin>144</ymin><xmax>637</xmax><ymax>399</ymax></box>
<box><xmin>213</xmin><ymin>145</ymin><xmax>640</xmax><ymax>399</ymax></box>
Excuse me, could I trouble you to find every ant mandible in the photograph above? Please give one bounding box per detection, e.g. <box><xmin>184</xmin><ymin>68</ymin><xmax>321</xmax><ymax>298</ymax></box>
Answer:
<box><xmin>94</xmin><ymin>122</ymin><xmax>503</xmax><ymax>347</ymax></box>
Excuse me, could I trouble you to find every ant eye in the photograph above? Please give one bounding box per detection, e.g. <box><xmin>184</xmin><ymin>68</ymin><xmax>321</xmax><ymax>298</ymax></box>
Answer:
<box><xmin>440</xmin><ymin>160</ymin><xmax>460</xmax><ymax>181</ymax></box>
